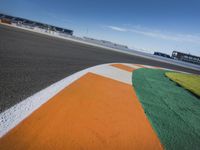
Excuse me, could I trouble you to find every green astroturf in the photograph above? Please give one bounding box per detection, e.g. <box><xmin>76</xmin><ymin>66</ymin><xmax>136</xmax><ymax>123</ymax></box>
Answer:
<box><xmin>165</xmin><ymin>72</ymin><xmax>200</xmax><ymax>97</ymax></box>
<box><xmin>132</xmin><ymin>68</ymin><xmax>200</xmax><ymax>150</ymax></box>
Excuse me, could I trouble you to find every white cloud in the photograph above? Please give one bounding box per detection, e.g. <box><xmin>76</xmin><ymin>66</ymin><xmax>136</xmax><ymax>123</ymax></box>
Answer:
<box><xmin>107</xmin><ymin>25</ymin><xmax>200</xmax><ymax>44</ymax></box>
<box><xmin>107</xmin><ymin>26</ymin><xmax>127</xmax><ymax>32</ymax></box>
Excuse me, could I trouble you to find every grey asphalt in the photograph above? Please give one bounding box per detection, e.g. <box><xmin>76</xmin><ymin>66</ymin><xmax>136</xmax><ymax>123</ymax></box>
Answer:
<box><xmin>0</xmin><ymin>24</ymin><xmax>200</xmax><ymax>112</ymax></box>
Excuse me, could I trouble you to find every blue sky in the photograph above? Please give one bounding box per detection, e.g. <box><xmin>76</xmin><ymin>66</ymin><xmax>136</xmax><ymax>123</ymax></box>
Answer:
<box><xmin>0</xmin><ymin>0</ymin><xmax>200</xmax><ymax>56</ymax></box>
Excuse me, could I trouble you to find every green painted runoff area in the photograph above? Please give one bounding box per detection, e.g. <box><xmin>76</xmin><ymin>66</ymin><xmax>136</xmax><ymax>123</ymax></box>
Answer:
<box><xmin>166</xmin><ymin>72</ymin><xmax>200</xmax><ymax>97</ymax></box>
<box><xmin>132</xmin><ymin>68</ymin><xmax>200</xmax><ymax>150</ymax></box>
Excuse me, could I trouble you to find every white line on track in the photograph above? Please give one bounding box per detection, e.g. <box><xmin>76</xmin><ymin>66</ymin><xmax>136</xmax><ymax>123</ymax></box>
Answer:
<box><xmin>91</xmin><ymin>65</ymin><xmax>132</xmax><ymax>85</ymax></box>
<box><xmin>122</xmin><ymin>63</ymin><xmax>142</xmax><ymax>69</ymax></box>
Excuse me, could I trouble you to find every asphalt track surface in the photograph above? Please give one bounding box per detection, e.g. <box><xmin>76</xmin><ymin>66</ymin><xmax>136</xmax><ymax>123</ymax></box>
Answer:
<box><xmin>0</xmin><ymin>24</ymin><xmax>200</xmax><ymax>113</ymax></box>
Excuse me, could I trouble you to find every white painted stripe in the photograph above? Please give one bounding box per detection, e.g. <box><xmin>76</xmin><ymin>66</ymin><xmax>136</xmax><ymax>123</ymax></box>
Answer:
<box><xmin>122</xmin><ymin>63</ymin><xmax>142</xmax><ymax>69</ymax></box>
<box><xmin>142</xmin><ymin>65</ymin><xmax>158</xmax><ymax>69</ymax></box>
<box><xmin>91</xmin><ymin>65</ymin><xmax>132</xmax><ymax>85</ymax></box>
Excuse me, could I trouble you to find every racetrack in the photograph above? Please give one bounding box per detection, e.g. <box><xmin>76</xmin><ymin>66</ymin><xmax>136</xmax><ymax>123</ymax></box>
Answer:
<box><xmin>0</xmin><ymin>24</ymin><xmax>200</xmax><ymax>112</ymax></box>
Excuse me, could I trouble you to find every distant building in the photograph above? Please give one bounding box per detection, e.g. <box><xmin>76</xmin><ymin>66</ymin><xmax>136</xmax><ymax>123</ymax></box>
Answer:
<box><xmin>172</xmin><ymin>51</ymin><xmax>200</xmax><ymax>65</ymax></box>
<box><xmin>154</xmin><ymin>52</ymin><xmax>171</xmax><ymax>59</ymax></box>
<box><xmin>0</xmin><ymin>13</ymin><xmax>73</xmax><ymax>35</ymax></box>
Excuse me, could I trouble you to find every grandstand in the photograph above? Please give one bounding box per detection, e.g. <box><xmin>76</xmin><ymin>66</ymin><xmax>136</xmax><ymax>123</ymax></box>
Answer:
<box><xmin>172</xmin><ymin>51</ymin><xmax>200</xmax><ymax>65</ymax></box>
<box><xmin>154</xmin><ymin>52</ymin><xmax>171</xmax><ymax>59</ymax></box>
<box><xmin>0</xmin><ymin>13</ymin><xmax>73</xmax><ymax>35</ymax></box>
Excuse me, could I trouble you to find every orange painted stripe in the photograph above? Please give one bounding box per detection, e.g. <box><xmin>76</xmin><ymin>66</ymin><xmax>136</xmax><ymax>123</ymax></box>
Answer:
<box><xmin>0</xmin><ymin>73</ymin><xmax>163</xmax><ymax>150</ymax></box>
<box><xmin>111</xmin><ymin>64</ymin><xmax>136</xmax><ymax>72</ymax></box>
